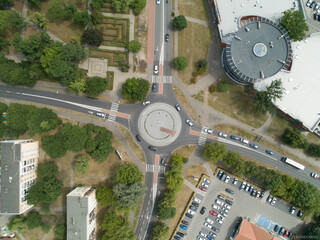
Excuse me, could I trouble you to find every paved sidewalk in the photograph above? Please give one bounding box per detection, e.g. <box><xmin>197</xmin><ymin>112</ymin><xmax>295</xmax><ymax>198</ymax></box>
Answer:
<box><xmin>185</xmin><ymin>16</ymin><xmax>210</xmax><ymax>26</ymax></box>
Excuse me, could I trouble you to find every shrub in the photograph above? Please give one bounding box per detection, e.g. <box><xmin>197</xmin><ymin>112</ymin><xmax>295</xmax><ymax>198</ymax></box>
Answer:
<box><xmin>173</xmin><ymin>15</ymin><xmax>187</xmax><ymax>30</ymax></box>
<box><xmin>74</xmin><ymin>155</ymin><xmax>90</xmax><ymax>174</ymax></box>
<box><xmin>126</xmin><ymin>40</ymin><xmax>141</xmax><ymax>52</ymax></box>
<box><xmin>82</xmin><ymin>28</ymin><xmax>103</xmax><ymax>47</ymax></box>
<box><xmin>173</xmin><ymin>56</ymin><xmax>188</xmax><ymax>70</ymax></box>
<box><xmin>209</xmin><ymin>84</ymin><xmax>217</xmax><ymax>93</ymax></box>
<box><xmin>218</xmin><ymin>83</ymin><xmax>229</xmax><ymax>92</ymax></box>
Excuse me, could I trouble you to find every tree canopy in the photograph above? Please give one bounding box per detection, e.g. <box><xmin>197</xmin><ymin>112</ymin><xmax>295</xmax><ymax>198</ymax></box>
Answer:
<box><xmin>113</xmin><ymin>182</ymin><xmax>147</xmax><ymax>208</ymax></box>
<box><xmin>7</xmin><ymin>215</ymin><xmax>26</xmax><ymax>232</ymax></box>
<box><xmin>151</xmin><ymin>221</ymin><xmax>169</xmax><ymax>240</ymax></box>
<box><xmin>282</xmin><ymin>128</ymin><xmax>308</xmax><ymax>149</ymax></box>
<box><xmin>0</xmin><ymin>0</ymin><xmax>13</xmax><ymax>9</ymax></box>
<box><xmin>114</xmin><ymin>163</ymin><xmax>143</xmax><ymax>185</ymax></box>
<box><xmin>60</xmin><ymin>123</ymin><xmax>89</xmax><ymax>152</ymax></box>
<box><xmin>203</xmin><ymin>142</ymin><xmax>227</xmax><ymax>164</ymax></box>
<box><xmin>30</xmin><ymin>12</ymin><xmax>49</xmax><ymax>30</ymax></box>
<box><xmin>42</xmin><ymin>134</ymin><xmax>67</xmax><ymax>158</ymax></box>
<box><xmin>173</xmin><ymin>56</ymin><xmax>188</xmax><ymax>70</ymax></box>
<box><xmin>121</xmin><ymin>77</ymin><xmax>149</xmax><ymax>102</ymax></box>
<box><xmin>112</xmin><ymin>0</ymin><xmax>132</xmax><ymax>13</ymax></box>
<box><xmin>173</xmin><ymin>15</ymin><xmax>187</xmax><ymax>30</ymax></box>
<box><xmin>126</xmin><ymin>40</ymin><xmax>141</xmax><ymax>52</ymax></box>
<box><xmin>82</xmin><ymin>28</ymin><xmax>103</xmax><ymax>47</ymax></box>
<box><xmin>26</xmin><ymin>212</ymin><xmax>42</xmax><ymax>230</ymax></box>
<box><xmin>280</xmin><ymin>9</ymin><xmax>308</xmax><ymax>42</ymax></box>
<box><xmin>96</xmin><ymin>185</ymin><xmax>117</xmax><ymax>207</ymax></box>
<box><xmin>85</xmin><ymin>76</ymin><xmax>107</xmax><ymax>98</ymax></box>
<box><xmin>54</xmin><ymin>224</ymin><xmax>66</xmax><ymax>240</ymax></box>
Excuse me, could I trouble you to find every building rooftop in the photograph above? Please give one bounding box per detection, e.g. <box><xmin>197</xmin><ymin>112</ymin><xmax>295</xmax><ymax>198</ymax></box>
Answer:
<box><xmin>213</xmin><ymin>0</ymin><xmax>297</xmax><ymax>43</ymax></box>
<box><xmin>228</xmin><ymin>21</ymin><xmax>289</xmax><ymax>80</ymax></box>
<box><xmin>254</xmin><ymin>33</ymin><xmax>320</xmax><ymax>132</ymax></box>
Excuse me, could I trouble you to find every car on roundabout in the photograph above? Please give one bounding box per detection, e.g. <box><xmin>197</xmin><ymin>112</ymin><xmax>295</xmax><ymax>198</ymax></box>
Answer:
<box><xmin>142</xmin><ymin>100</ymin><xmax>150</xmax><ymax>105</ymax></box>
<box><xmin>175</xmin><ymin>104</ymin><xmax>181</xmax><ymax>111</ymax></box>
<box><xmin>186</xmin><ymin>119</ymin><xmax>194</xmax><ymax>127</ymax></box>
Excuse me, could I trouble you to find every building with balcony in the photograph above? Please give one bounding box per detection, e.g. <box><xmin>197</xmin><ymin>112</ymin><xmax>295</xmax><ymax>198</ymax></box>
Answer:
<box><xmin>0</xmin><ymin>139</ymin><xmax>38</xmax><ymax>214</ymax></box>
<box><xmin>67</xmin><ymin>187</ymin><xmax>97</xmax><ymax>240</ymax></box>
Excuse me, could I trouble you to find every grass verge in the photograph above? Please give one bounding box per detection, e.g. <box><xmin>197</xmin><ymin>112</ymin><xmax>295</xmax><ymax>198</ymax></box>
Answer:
<box><xmin>172</xmin><ymin>144</ymin><xmax>197</xmax><ymax>159</ymax></box>
<box><xmin>178</xmin><ymin>22</ymin><xmax>212</xmax><ymax>85</ymax></box>
<box><xmin>183</xmin><ymin>164</ymin><xmax>208</xmax><ymax>186</ymax></box>
<box><xmin>178</xmin><ymin>0</ymin><xmax>209</xmax><ymax>22</ymax></box>
<box><xmin>117</xmin><ymin>124</ymin><xmax>146</xmax><ymax>163</ymax></box>
<box><xmin>194</xmin><ymin>90</ymin><xmax>204</xmax><ymax>102</ymax></box>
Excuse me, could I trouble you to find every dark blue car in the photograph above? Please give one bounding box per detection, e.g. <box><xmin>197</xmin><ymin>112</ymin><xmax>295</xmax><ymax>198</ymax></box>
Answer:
<box><xmin>180</xmin><ymin>224</ymin><xmax>187</xmax><ymax>230</ymax></box>
<box><xmin>152</xmin><ymin>83</ymin><xmax>157</xmax><ymax>92</ymax></box>
<box><xmin>266</xmin><ymin>150</ymin><xmax>273</xmax><ymax>155</ymax></box>
<box><xmin>230</xmin><ymin>135</ymin><xmax>239</xmax><ymax>140</ymax></box>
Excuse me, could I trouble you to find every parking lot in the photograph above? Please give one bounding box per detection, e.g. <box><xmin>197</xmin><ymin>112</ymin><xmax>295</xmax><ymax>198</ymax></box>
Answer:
<box><xmin>174</xmin><ymin>171</ymin><xmax>303</xmax><ymax>240</ymax></box>
<box><xmin>302</xmin><ymin>0</ymin><xmax>320</xmax><ymax>33</ymax></box>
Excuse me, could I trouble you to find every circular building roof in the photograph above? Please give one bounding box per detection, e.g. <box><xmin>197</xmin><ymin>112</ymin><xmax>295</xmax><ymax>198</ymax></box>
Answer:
<box><xmin>226</xmin><ymin>20</ymin><xmax>290</xmax><ymax>82</ymax></box>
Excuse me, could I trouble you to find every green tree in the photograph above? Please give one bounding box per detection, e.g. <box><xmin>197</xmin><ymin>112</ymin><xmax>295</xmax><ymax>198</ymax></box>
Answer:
<box><xmin>159</xmin><ymin>190</ymin><xmax>176</xmax><ymax>207</ymax></box>
<box><xmin>197</xmin><ymin>59</ymin><xmax>207</xmax><ymax>69</ymax></box>
<box><xmin>114</xmin><ymin>163</ymin><xmax>143</xmax><ymax>185</ymax></box>
<box><xmin>121</xmin><ymin>77</ymin><xmax>149</xmax><ymax>102</ymax></box>
<box><xmin>223</xmin><ymin>152</ymin><xmax>246</xmax><ymax>176</ymax></box>
<box><xmin>165</xmin><ymin>171</ymin><xmax>183</xmax><ymax>193</ymax></box>
<box><xmin>308</xmin><ymin>144</ymin><xmax>320</xmax><ymax>157</ymax></box>
<box><xmin>74</xmin><ymin>155</ymin><xmax>90</xmax><ymax>174</ymax></box>
<box><xmin>96</xmin><ymin>185</ymin><xmax>117</xmax><ymax>207</ymax></box>
<box><xmin>91</xmin><ymin>9</ymin><xmax>103</xmax><ymax>24</ymax></box>
<box><xmin>42</xmin><ymin>134</ymin><xmax>67</xmax><ymax>158</ymax></box>
<box><xmin>151</xmin><ymin>221</ymin><xmax>169</xmax><ymax>240</ymax></box>
<box><xmin>218</xmin><ymin>83</ymin><xmax>229</xmax><ymax>92</ymax></box>
<box><xmin>41</xmin><ymin>223</ymin><xmax>51</xmax><ymax>233</ymax></box>
<box><xmin>112</xmin><ymin>0</ymin><xmax>132</xmax><ymax>13</ymax></box>
<box><xmin>173</xmin><ymin>15</ymin><xmax>187</xmax><ymax>30</ymax></box>
<box><xmin>85</xmin><ymin>76</ymin><xmax>107</xmax><ymax>98</ymax></box>
<box><xmin>30</xmin><ymin>12</ymin><xmax>49</xmax><ymax>30</ymax></box>
<box><xmin>282</xmin><ymin>128</ymin><xmax>308</xmax><ymax>149</ymax></box>
<box><xmin>27</xmin><ymin>108</ymin><xmax>62</xmax><ymax>134</ymax></box>
<box><xmin>126</xmin><ymin>40</ymin><xmax>141</xmax><ymax>52</ymax></box>
<box><xmin>0</xmin><ymin>102</ymin><xmax>7</xmax><ymax>113</ymax></box>
<box><xmin>26</xmin><ymin>162</ymin><xmax>62</xmax><ymax>205</ymax></box>
<box><xmin>7</xmin><ymin>215</ymin><xmax>26</xmax><ymax>232</ymax></box>
<box><xmin>170</xmin><ymin>154</ymin><xmax>184</xmax><ymax>172</ymax></box>
<box><xmin>132</xmin><ymin>0</ymin><xmax>146</xmax><ymax>15</ymax></box>
<box><xmin>82</xmin><ymin>28</ymin><xmax>103</xmax><ymax>47</ymax></box>
<box><xmin>0</xmin><ymin>36</ymin><xmax>10</xmax><ymax>51</ymax></box>
<box><xmin>158</xmin><ymin>204</ymin><xmax>176</xmax><ymax>220</ymax></box>
<box><xmin>60</xmin><ymin>123</ymin><xmax>88</xmax><ymax>152</ymax></box>
<box><xmin>304</xmin><ymin>226</ymin><xmax>320</xmax><ymax>240</ymax></box>
<box><xmin>9</xmin><ymin>10</ymin><xmax>26</xmax><ymax>31</ymax></box>
<box><xmin>54</xmin><ymin>224</ymin><xmax>66</xmax><ymax>240</ymax></box>
<box><xmin>173</xmin><ymin>56</ymin><xmax>188</xmax><ymax>70</ymax></box>
<box><xmin>294</xmin><ymin>182</ymin><xmax>318</xmax><ymax>208</ymax></box>
<box><xmin>0</xmin><ymin>0</ymin><xmax>13</xmax><ymax>9</ymax></box>
<box><xmin>113</xmin><ymin>182</ymin><xmax>147</xmax><ymax>208</ymax></box>
<box><xmin>254</xmin><ymin>79</ymin><xmax>283</xmax><ymax>115</ymax></box>
<box><xmin>90</xmin><ymin>0</ymin><xmax>104</xmax><ymax>10</ymax></box>
<box><xmin>203</xmin><ymin>142</ymin><xmax>227</xmax><ymax>164</ymax></box>
<box><xmin>26</xmin><ymin>212</ymin><xmax>42</xmax><ymax>230</ymax></box>
<box><xmin>72</xmin><ymin>10</ymin><xmax>90</xmax><ymax>26</ymax></box>
<box><xmin>6</xmin><ymin>104</ymin><xmax>36</xmax><ymax>135</ymax></box>
<box><xmin>48</xmin><ymin>0</ymin><xmax>67</xmax><ymax>20</ymax></box>
<box><xmin>64</xmin><ymin>2</ymin><xmax>76</xmax><ymax>17</ymax></box>
<box><xmin>69</xmin><ymin>78</ymin><xmax>86</xmax><ymax>94</ymax></box>
<box><xmin>263</xmin><ymin>170</ymin><xmax>282</xmax><ymax>190</ymax></box>
<box><xmin>28</xmin><ymin>0</ymin><xmax>42</xmax><ymax>8</ymax></box>
<box><xmin>280</xmin><ymin>9</ymin><xmax>308</xmax><ymax>42</ymax></box>
<box><xmin>100</xmin><ymin>211</ymin><xmax>135</xmax><ymax>240</ymax></box>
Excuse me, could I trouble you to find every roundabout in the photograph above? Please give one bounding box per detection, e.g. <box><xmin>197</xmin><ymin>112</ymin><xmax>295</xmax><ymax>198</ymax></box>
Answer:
<box><xmin>137</xmin><ymin>102</ymin><xmax>182</xmax><ymax>147</ymax></box>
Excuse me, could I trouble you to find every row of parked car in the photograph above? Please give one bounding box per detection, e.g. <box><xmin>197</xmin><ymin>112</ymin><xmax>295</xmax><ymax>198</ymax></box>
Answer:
<box><xmin>307</xmin><ymin>0</ymin><xmax>320</xmax><ymax>13</ymax></box>
<box><xmin>273</xmin><ymin>224</ymin><xmax>293</xmax><ymax>238</ymax></box>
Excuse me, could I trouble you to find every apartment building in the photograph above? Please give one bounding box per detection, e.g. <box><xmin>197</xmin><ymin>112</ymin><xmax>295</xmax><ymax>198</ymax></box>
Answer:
<box><xmin>67</xmin><ymin>187</ymin><xmax>97</xmax><ymax>240</ymax></box>
<box><xmin>0</xmin><ymin>139</ymin><xmax>38</xmax><ymax>214</ymax></box>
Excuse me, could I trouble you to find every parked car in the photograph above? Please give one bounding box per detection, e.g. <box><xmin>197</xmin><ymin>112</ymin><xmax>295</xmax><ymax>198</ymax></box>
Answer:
<box><xmin>279</xmin><ymin>227</ymin><xmax>285</xmax><ymax>235</ymax></box>
<box><xmin>245</xmin><ymin>184</ymin><xmax>251</xmax><ymax>192</ymax></box>
<box><xmin>290</xmin><ymin>206</ymin><xmax>296</xmax><ymax>214</ymax></box>
<box><xmin>197</xmin><ymin>236</ymin><xmax>205</xmax><ymax>240</ymax></box>
<box><xmin>180</xmin><ymin>224</ymin><xmax>187</xmax><ymax>230</ymax></box>
<box><xmin>230</xmin><ymin>135</ymin><xmax>239</xmax><ymax>140</ymax></box>
<box><xmin>173</xmin><ymin>235</ymin><xmax>180</xmax><ymax>240</ymax></box>
<box><xmin>192</xmin><ymin>202</ymin><xmax>199</xmax><ymax>207</ymax></box>
<box><xmin>189</xmin><ymin>205</ymin><xmax>197</xmax><ymax>211</ymax></box>
<box><xmin>250</xmin><ymin>143</ymin><xmax>258</xmax><ymax>149</ymax></box>
<box><xmin>175</xmin><ymin>104</ymin><xmax>181</xmax><ymax>111</ymax></box>
<box><xmin>148</xmin><ymin>146</ymin><xmax>157</xmax><ymax>151</ymax></box>
<box><xmin>204</xmin><ymin>128</ymin><xmax>213</xmax><ymax>134</ymax></box>
<box><xmin>200</xmin><ymin>207</ymin><xmax>206</xmax><ymax>214</ymax></box>
<box><xmin>186</xmin><ymin>119</ymin><xmax>194</xmax><ymax>127</ymax></box>
<box><xmin>216</xmin><ymin>218</ymin><xmax>223</xmax><ymax>224</ymax></box>
<box><xmin>267</xmin><ymin>195</ymin><xmax>273</xmax><ymax>203</ymax></box>
<box><xmin>207</xmin><ymin>236</ymin><xmax>214</xmax><ymax>240</ymax></box>
<box><xmin>311</xmin><ymin>1</ymin><xmax>316</xmax><ymax>8</ymax></box>
<box><xmin>211</xmin><ymin>226</ymin><xmax>220</xmax><ymax>233</ymax></box>
<box><xmin>221</xmin><ymin>207</ymin><xmax>229</xmax><ymax>213</ymax></box>
<box><xmin>199</xmin><ymin>232</ymin><xmax>206</xmax><ymax>237</ymax></box>
<box><xmin>266</xmin><ymin>150</ymin><xmax>273</xmax><ymax>155</ymax></box>
<box><xmin>248</xmin><ymin>186</ymin><xmax>253</xmax><ymax>193</ymax></box>
<box><xmin>288</xmin><ymin>232</ymin><xmax>293</xmax><ymax>238</ymax></box>
<box><xmin>209</xmin><ymin>210</ymin><xmax>218</xmax><ymax>216</ymax></box>
<box><xmin>226</xmin><ymin>188</ymin><xmax>234</xmax><ymax>194</ymax></box>
<box><xmin>224</xmin><ymin>175</ymin><xmax>230</xmax><ymax>183</ymax></box>
<box><xmin>219</xmin><ymin>132</ymin><xmax>227</xmax><ymax>138</ymax></box>
<box><xmin>220</xmin><ymin>173</ymin><xmax>227</xmax><ymax>182</ymax></box>
<box><xmin>176</xmin><ymin>232</ymin><xmax>184</xmax><ymax>237</ymax></box>
<box><xmin>156</xmin><ymin>0</ymin><xmax>161</xmax><ymax>5</ymax></box>
<box><xmin>181</xmin><ymin>220</ymin><xmax>189</xmax><ymax>225</ymax></box>
<box><xmin>283</xmin><ymin>230</ymin><xmax>289</xmax><ymax>238</ymax></box>
<box><xmin>225</xmin><ymin>199</ymin><xmax>233</xmax><ymax>205</ymax></box>
<box><xmin>160</xmin><ymin>157</ymin><xmax>166</xmax><ymax>165</ymax></box>
<box><xmin>224</xmin><ymin>203</ymin><xmax>231</xmax><ymax>209</ymax></box>
<box><xmin>233</xmin><ymin>178</ymin><xmax>238</xmax><ymax>185</ymax></box>
<box><xmin>185</xmin><ymin>213</ymin><xmax>193</xmax><ymax>218</ymax></box>
<box><xmin>240</xmin><ymin>138</ymin><xmax>249</xmax><ymax>144</ymax></box>
<box><xmin>136</xmin><ymin>134</ymin><xmax>141</xmax><ymax>141</ymax></box>
<box><xmin>314</xmin><ymin>13</ymin><xmax>318</xmax><ymax>21</ymax></box>
<box><xmin>203</xmin><ymin>177</ymin><xmax>211</xmax><ymax>184</ymax></box>
<box><xmin>142</xmin><ymin>100</ymin><xmax>151</xmax><ymax>105</ymax></box>
<box><xmin>209</xmin><ymin>232</ymin><xmax>217</xmax><ymax>238</ymax></box>
<box><xmin>199</xmin><ymin>186</ymin><xmax>206</xmax><ymax>191</ymax></box>
<box><xmin>194</xmin><ymin>197</ymin><xmax>202</xmax><ymax>203</ymax></box>
<box><xmin>206</xmin><ymin>217</ymin><xmax>214</xmax><ymax>224</ymax></box>
<box><xmin>260</xmin><ymin>191</ymin><xmax>265</xmax><ymax>198</ymax></box>
<box><xmin>297</xmin><ymin>209</ymin><xmax>303</xmax><ymax>218</ymax></box>
<box><xmin>204</xmin><ymin>222</ymin><xmax>213</xmax><ymax>229</ymax></box>
<box><xmin>251</xmin><ymin>189</ymin><xmax>257</xmax><ymax>197</ymax></box>
<box><xmin>217</xmin><ymin>170</ymin><xmax>223</xmax><ymax>179</ymax></box>
<box><xmin>212</xmin><ymin>204</ymin><xmax>220</xmax><ymax>210</ymax></box>
<box><xmin>187</xmin><ymin>209</ymin><xmax>196</xmax><ymax>215</ymax></box>
<box><xmin>307</xmin><ymin>0</ymin><xmax>312</xmax><ymax>7</ymax></box>
<box><xmin>274</xmin><ymin>224</ymin><xmax>279</xmax><ymax>232</ymax></box>
<box><xmin>240</xmin><ymin>182</ymin><xmax>246</xmax><ymax>190</ymax></box>
<box><xmin>271</xmin><ymin>197</ymin><xmax>277</xmax><ymax>206</ymax></box>
<box><xmin>165</xmin><ymin>33</ymin><xmax>169</xmax><ymax>42</ymax></box>
<box><xmin>256</xmin><ymin>190</ymin><xmax>261</xmax><ymax>198</ymax></box>
<box><xmin>215</xmin><ymin>199</ymin><xmax>223</xmax><ymax>205</ymax></box>
<box><xmin>201</xmin><ymin>182</ymin><xmax>209</xmax><ymax>188</ymax></box>
<box><xmin>217</xmin><ymin>195</ymin><xmax>226</xmax><ymax>201</ymax></box>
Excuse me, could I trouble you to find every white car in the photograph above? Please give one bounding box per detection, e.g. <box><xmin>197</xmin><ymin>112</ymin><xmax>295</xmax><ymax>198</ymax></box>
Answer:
<box><xmin>218</xmin><ymin>132</ymin><xmax>227</xmax><ymax>138</ymax></box>
<box><xmin>194</xmin><ymin>197</ymin><xmax>202</xmax><ymax>203</ymax></box>
<box><xmin>142</xmin><ymin>100</ymin><xmax>150</xmax><ymax>105</ymax></box>
<box><xmin>154</xmin><ymin>64</ymin><xmax>159</xmax><ymax>74</ymax></box>
<box><xmin>96</xmin><ymin>112</ymin><xmax>105</xmax><ymax>118</ymax></box>
<box><xmin>197</xmin><ymin>236</ymin><xmax>205</xmax><ymax>240</ymax></box>
<box><xmin>221</xmin><ymin>207</ymin><xmax>229</xmax><ymax>213</ymax></box>
<box><xmin>306</xmin><ymin>0</ymin><xmax>312</xmax><ymax>7</ymax></box>
<box><xmin>206</xmin><ymin>217</ymin><xmax>214</xmax><ymax>224</ymax></box>
<box><xmin>199</xmin><ymin>232</ymin><xmax>206</xmax><ymax>237</ymax></box>
<box><xmin>201</xmin><ymin>182</ymin><xmax>209</xmax><ymax>188</ymax></box>
<box><xmin>212</xmin><ymin>204</ymin><xmax>220</xmax><ymax>210</ymax></box>
<box><xmin>204</xmin><ymin>128</ymin><xmax>213</xmax><ymax>134</ymax></box>
<box><xmin>315</xmin><ymin>3</ymin><xmax>320</xmax><ymax>10</ymax></box>
<box><xmin>233</xmin><ymin>178</ymin><xmax>238</xmax><ymax>185</ymax></box>
<box><xmin>224</xmin><ymin>175</ymin><xmax>230</xmax><ymax>183</ymax></box>
<box><xmin>271</xmin><ymin>197</ymin><xmax>277</xmax><ymax>206</ymax></box>
<box><xmin>204</xmin><ymin>222</ymin><xmax>213</xmax><ymax>229</ymax></box>
<box><xmin>215</xmin><ymin>199</ymin><xmax>223</xmax><ymax>205</ymax></box>
<box><xmin>186</xmin><ymin>119</ymin><xmax>194</xmax><ymax>127</ymax></box>
<box><xmin>224</xmin><ymin>204</ymin><xmax>231</xmax><ymax>209</ymax></box>
<box><xmin>188</xmin><ymin>209</ymin><xmax>196</xmax><ymax>215</ymax></box>
<box><xmin>203</xmin><ymin>177</ymin><xmax>211</xmax><ymax>184</ymax></box>
<box><xmin>216</xmin><ymin>218</ymin><xmax>223</xmax><ymax>224</ymax></box>
<box><xmin>156</xmin><ymin>0</ymin><xmax>161</xmax><ymax>5</ymax></box>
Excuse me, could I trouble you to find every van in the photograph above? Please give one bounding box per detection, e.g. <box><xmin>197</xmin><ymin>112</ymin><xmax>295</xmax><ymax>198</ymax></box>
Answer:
<box><xmin>240</xmin><ymin>138</ymin><xmax>249</xmax><ymax>144</ymax></box>
<box><xmin>154</xmin><ymin>65</ymin><xmax>159</xmax><ymax>74</ymax></box>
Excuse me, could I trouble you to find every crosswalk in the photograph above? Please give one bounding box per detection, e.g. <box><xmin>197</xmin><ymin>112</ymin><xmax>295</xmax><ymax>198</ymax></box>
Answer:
<box><xmin>198</xmin><ymin>127</ymin><xmax>208</xmax><ymax>146</ymax></box>
<box><xmin>152</xmin><ymin>75</ymin><xmax>172</xmax><ymax>83</ymax></box>
<box><xmin>146</xmin><ymin>164</ymin><xmax>166</xmax><ymax>173</ymax></box>
<box><xmin>108</xmin><ymin>102</ymin><xmax>119</xmax><ymax>122</ymax></box>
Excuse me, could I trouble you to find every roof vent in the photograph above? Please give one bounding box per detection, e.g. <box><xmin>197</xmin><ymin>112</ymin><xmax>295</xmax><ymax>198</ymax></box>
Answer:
<box><xmin>260</xmin><ymin>71</ymin><xmax>264</xmax><ymax>78</ymax></box>
<box><xmin>245</xmin><ymin>27</ymin><xmax>250</xmax><ymax>32</ymax></box>
<box><xmin>234</xmin><ymin>36</ymin><xmax>242</xmax><ymax>41</ymax></box>
<box><xmin>257</xmin><ymin>22</ymin><xmax>261</xmax><ymax>29</ymax></box>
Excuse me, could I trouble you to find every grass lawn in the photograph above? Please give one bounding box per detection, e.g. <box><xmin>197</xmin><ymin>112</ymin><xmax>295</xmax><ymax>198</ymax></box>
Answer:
<box><xmin>27</xmin><ymin>0</ymin><xmax>86</xmax><ymax>43</ymax></box>
<box><xmin>207</xmin><ymin>80</ymin><xmax>268</xmax><ymax>128</ymax></box>
<box><xmin>172</xmin><ymin>144</ymin><xmax>197</xmax><ymax>159</ymax></box>
<box><xmin>117</xmin><ymin>124</ymin><xmax>146</xmax><ymax>162</ymax></box>
<box><xmin>173</xmin><ymin>85</ymin><xmax>201</xmax><ymax>124</ymax></box>
<box><xmin>178</xmin><ymin>22</ymin><xmax>212</xmax><ymax>85</ymax></box>
<box><xmin>194</xmin><ymin>90</ymin><xmax>204</xmax><ymax>102</ymax></box>
<box><xmin>178</xmin><ymin>0</ymin><xmax>209</xmax><ymax>22</ymax></box>
<box><xmin>168</xmin><ymin>184</ymin><xmax>193</xmax><ymax>235</ymax></box>
<box><xmin>268</xmin><ymin>114</ymin><xmax>295</xmax><ymax>140</ymax></box>
<box><xmin>183</xmin><ymin>164</ymin><xmax>208</xmax><ymax>186</ymax></box>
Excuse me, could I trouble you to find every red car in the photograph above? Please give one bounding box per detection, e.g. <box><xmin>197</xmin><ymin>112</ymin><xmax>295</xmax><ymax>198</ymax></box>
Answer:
<box><xmin>209</xmin><ymin>210</ymin><xmax>217</xmax><ymax>216</ymax></box>
<box><xmin>181</xmin><ymin>220</ymin><xmax>189</xmax><ymax>225</ymax></box>
<box><xmin>199</xmin><ymin>186</ymin><xmax>206</xmax><ymax>191</ymax></box>
<box><xmin>283</xmin><ymin>230</ymin><xmax>289</xmax><ymax>237</ymax></box>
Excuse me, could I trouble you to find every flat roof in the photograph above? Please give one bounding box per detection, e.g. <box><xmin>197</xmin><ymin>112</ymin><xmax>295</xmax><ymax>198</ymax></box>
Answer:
<box><xmin>214</xmin><ymin>0</ymin><xmax>298</xmax><ymax>43</ymax></box>
<box><xmin>229</xmin><ymin>21</ymin><xmax>289</xmax><ymax>80</ymax></box>
<box><xmin>254</xmin><ymin>34</ymin><xmax>320</xmax><ymax>131</ymax></box>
